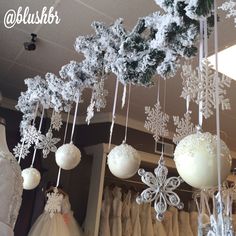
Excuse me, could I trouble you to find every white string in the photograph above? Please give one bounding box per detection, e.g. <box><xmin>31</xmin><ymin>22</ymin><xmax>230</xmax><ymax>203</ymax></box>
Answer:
<box><xmin>123</xmin><ymin>83</ymin><xmax>131</xmax><ymax>144</ymax></box>
<box><xmin>70</xmin><ymin>97</ymin><xmax>80</xmax><ymax>143</ymax></box>
<box><xmin>108</xmin><ymin>78</ymin><xmax>119</xmax><ymax>149</ymax></box>
<box><xmin>30</xmin><ymin>108</ymin><xmax>45</xmax><ymax>167</ymax></box>
<box><xmin>56</xmin><ymin>109</ymin><xmax>71</xmax><ymax>188</ymax></box>
<box><xmin>121</xmin><ymin>84</ymin><xmax>127</xmax><ymax>109</ymax></box>
<box><xmin>198</xmin><ymin>20</ymin><xmax>204</xmax><ymax>129</ymax></box>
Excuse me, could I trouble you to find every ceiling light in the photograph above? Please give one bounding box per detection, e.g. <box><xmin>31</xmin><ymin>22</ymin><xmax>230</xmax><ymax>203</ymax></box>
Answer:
<box><xmin>208</xmin><ymin>44</ymin><xmax>236</xmax><ymax>80</ymax></box>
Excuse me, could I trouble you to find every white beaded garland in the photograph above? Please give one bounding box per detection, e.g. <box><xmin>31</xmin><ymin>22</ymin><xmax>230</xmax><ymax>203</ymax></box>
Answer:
<box><xmin>22</xmin><ymin>167</ymin><xmax>41</xmax><ymax>190</ymax></box>
<box><xmin>107</xmin><ymin>143</ymin><xmax>141</xmax><ymax>179</ymax></box>
<box><xmin>174</xmin><ymin>132</ymin><xmax>232</xmax><ymax>189</ymax></box>
<box><xmin>55</xmin><ymin>143</ymin><xmax>81</xmax><ymax>170</ymax></box>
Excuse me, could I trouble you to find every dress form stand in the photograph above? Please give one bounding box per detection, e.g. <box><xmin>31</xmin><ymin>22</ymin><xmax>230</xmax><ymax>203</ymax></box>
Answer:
<box><xmin>0</xmin><ymin>118</ymin><xmax>23</xmax><ymax>236</ymax></box>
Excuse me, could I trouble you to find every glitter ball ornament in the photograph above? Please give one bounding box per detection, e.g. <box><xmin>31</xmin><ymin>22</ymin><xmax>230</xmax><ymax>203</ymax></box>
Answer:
<box><xmin>107</xmin><ymin>143</ymin><xmax>141</xmax><ymax>179</ymax></box>
<box><xmin>22</xmin><ymin>167</ymin><xmax>41</xmax><ymax>190</ymax></box>
<box><xmin>174</xmin><ymin>132</ymin><xmax>232</xmax><ymax>189</ymax></box>
<box><xmin>55</xmin><ymin>143</ymin><xmax>81</xmax><ymax>170</ymax></box>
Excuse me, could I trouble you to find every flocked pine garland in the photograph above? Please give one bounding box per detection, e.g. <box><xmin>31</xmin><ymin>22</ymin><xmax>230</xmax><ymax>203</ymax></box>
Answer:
<box><xmin>16</xmin><ymin>0</ymin><xmax>214</xmax><ymax>133</ymax></box>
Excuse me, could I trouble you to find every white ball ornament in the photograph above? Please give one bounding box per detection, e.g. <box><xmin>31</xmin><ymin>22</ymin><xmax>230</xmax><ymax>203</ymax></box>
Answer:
<box><xmin>55</xmin><ymin>143</ymin><xmax>81</xmax><ymax>170</ymax></box>
<box><xmin>107</xmin><ymin>143</ymin><xmax>141</xmax><ymax>179</ymax></box>
<box><xmin>22</xmin><ymin>167</ymin><xmax>41</xmax><ymax>190</ymax></box>
<box><xmin>174</xmin><ymin>132</ymin><xmax>232</xmax><ymax>189</ymax></box>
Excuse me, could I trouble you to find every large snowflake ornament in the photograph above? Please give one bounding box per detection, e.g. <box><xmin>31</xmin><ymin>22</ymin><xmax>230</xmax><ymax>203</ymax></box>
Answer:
<box><xmin>173</xmin><ymin>112</ymin><xmax>196</xmax><ymax>144</ymax></box>
<box><xmin>219</xmin><ymin>1</ymin><xmax>236</xmax><ymax>26</ymax></box>
<box><xmin>181</xmin><ymin>59</ymin><xmax>231</xmax><ymax>119</ymax></box>
<box><xmin>23</xmin><ymin>125</ymin><xmax>41</xmax><ymax>146</ymax></box>
<box><xmin>36</xmin><ymin>129</ymin><xmax>60</xmax><ymax>158</ymax></box>
<box><xmin>45</xmin><ymin>188</ymin><xmax>64</xmax><ymax>218</ymax></box>
<box><xmin>13</xmin><ymin>142</ymin><xmax>30</xmax><ymax>159</ymax></box>
<box><xmin>144</xmin><ymin>101</ymin><xmax>169</xmax><ymax>142</ymax></box>
<box><xmin>51</xmin><ymin>112</ymin><xmax>63</xmax><ymax>131</ymax></box>
<box><xmin>136</xmin><ymin>158</ymin><xmax>183</xmax><ymax>221</ymax></box>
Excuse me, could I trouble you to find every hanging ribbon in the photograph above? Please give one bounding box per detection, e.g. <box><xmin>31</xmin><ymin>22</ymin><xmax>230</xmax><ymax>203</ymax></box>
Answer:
<box><xmin>70</xmin><ymin>96</ymin><xmax>80</xmax><ymax>143</ymax></box>
<box><xmin>30</xmin><ymin>107</ymin><xmax>45</xmax><ymax>167</ymax></box>
<box><xmin>121</xmin><ymin>84</ymin><xmax>127</xmax><ymax>109</ymax></box>
<box><xmin>56</xmin><ymin>109</ymin><xmax>71</xmax><ymax>188</ymax></box>
<box><xmin>198</xmin><ymin>20</ymin><xmax>204</xmax><ymax>129</ymax></box>
<box><xmin>108</xmin><ymin>78</ymin><xmax>119</xmax><ymax>149</ymax></box>
<box><xmin>123</xmin><ymin>83</ymin><xmax>131</xmax><ymax>144</ymax></box>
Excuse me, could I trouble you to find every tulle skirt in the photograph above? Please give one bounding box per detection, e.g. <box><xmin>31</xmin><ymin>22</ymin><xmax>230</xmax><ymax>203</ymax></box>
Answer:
<box><xmin>28</xmin><ymin>212</ymin><xmax>82</xmax><ymax>236</ymax></box>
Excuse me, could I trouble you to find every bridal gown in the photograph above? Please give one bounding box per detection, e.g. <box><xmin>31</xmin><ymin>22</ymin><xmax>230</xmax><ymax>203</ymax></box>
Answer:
<box><xmin>152</xmin><ymin>208</ymin><xmax>167</xmax><ymax>236</ymax></box>
<box><xmin>122</xmin><ymin>190</ymin><xmax>132</xmax><ymax>236</ymax></box>
<box><xmin>179</xmin><ymin>211</ymin><xmax>193</xmax><ymax>236</ymax></box>
<box><xmin>111</xmin><ymin>187</ymin><xmax>122</xmax><ymax>236</ymax></box>
<box><xmin>28</xmin><ymin>188</ymin><xmax>83</xmax><ymax>236</ymax></box>
<box><xmin>130</xmin><ymin>194</ymin><xmax>141</xmax><ymax>236</ymax></box>
<box><xmin>190</xmin><ymin>211</ymin><xmax>198</xmax><ymax>236</ymax></box>
<box><xmin>0</xmin><ymin>151</ymin><xmax>23</xmax><ymax>236</ymax></box>
<box><xmin>99</xmin><ymin>186</ymin><xmax>111</xmax><ymax>236</ymax></box>
<box><xmin>163</xmin><ymin>210</ymin><xmax>174</xmax><ymax>236</ymax></box>
<box><xmin>169</xmin><ymin>207</ymin><xmax>179</xmax><ymax>236</ymax></box>
<box><xmin>140</xmin><ymin>203</ymin><xmax>154</xmax><ymax>236</ymax></box>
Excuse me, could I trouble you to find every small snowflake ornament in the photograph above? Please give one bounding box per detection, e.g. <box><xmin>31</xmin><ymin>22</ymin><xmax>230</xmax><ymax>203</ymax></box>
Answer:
<box><xmin>13</xmin><ymin>142</ymin><xmax>30</xmax><ymax>159</ymax></box>
<box><xmin>45</xmin><ymin>188</ymin><xmax>64</xmax><ymax>218</ymax></box>
<box><xmin>173</xmin><ymin>112</ymin><xmax>196</xmax><ymax>144</ymax></box>
<box><xmin>51</xmin><ymin>112</ymin><xmax>63</xmax><ymax>131</ymax></box>
<box><xmin>144</xmin><ymin>101</ymin><xmax>169</xmax><ymax>142</ymax></box>
<box><xmin>86</xmin><ymin>101</ymin><xmax>95</xmax><ymax>125</ymax></box>
<box><xmin>23</xmin><ymin>125</ymin><xmax>41</xmax><ymax>146</ymax></box>
<box><xmin>136</xmin><ymin>158</ymin><xmax>183</xmax><ymax>221</ymax></box>
<box><xmin>37</xmin><ymin>129</ymin><xmax>60</xmax><ymax>158</ymax></box>
<box><xmin>93</xmin><ymin>78</ymin><xmax>108</xmax><ymax>112</ymax></box>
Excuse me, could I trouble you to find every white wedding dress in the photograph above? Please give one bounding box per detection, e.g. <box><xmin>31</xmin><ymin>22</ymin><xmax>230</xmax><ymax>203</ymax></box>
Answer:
<box><xmin>179</xmin><ymin>211</ymin><xmax>193</xmax><ymax>236</ymax></box>
<box><xmin>152</xmin><ymin>208</ymin><xmax>167</xmax><ymax>236</ymax></box>
<box><xmin>0</xmin><ymin>151</ymin><xmax>23</xmax><ymax>236</ymax></box>
<box><xmin>111</xmin><ymin>187</ymin><xmax>122</xmax><ymax>236</ymax></box>
<box><xmin>99</xmin><ymin>186</ymin><xmax>111</xmax><ymax>236</ymax></box>
<box><xmin>28</xmin><ymin>188</ymin><xmax>83</xmax><ymax>236</ymax></box>
<box><xmin>122</xmin><ymin>191</ymin><xmax>132</xmax><ymax>236</ymax></box>
<box><xmin>130</xmin><ymin>194</ymin><xmax>141</xmax><ymax>236</ymax></box>
<box><xmin>140</xmin><ymin>203</ymin><xmax>154</xmax><ymax>236</ymax></box>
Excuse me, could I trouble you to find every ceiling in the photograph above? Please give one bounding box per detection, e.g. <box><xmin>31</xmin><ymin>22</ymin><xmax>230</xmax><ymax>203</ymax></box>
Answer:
<box><xmin>1</xmin><ymin>0</ymin><xmax>236</xmax><ymax>150</ymax></box>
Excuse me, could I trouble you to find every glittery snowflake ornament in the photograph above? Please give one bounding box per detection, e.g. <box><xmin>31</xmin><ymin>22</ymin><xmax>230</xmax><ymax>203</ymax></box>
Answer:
<box><xmin>51</xmin><ymin>112</ymin><xmax>63</xmax><ymax>131</ymax></box>
<box><xmin>13</xmin><ymin>142</ymin><xmax>30</xmax><ymax>159</ymax></box>
<box><xmin>144</xmin><ymin>101</ymin><xmax>169</xmax><ymax>142</ymax></box>
<box><xmin>181</xmin><ymin>60</ymin><xmax>231</xmax><ymax>119</ymax></box>
<box><xmin>23</xmin><ymin>125</ymin><xmax>41</xmax><ymax>146</ymax></box>
<box><xmin>45</xmin><ymin>188</ymin><xmax>64</xmax><ymax>218</ymax></box>
<box><xmin>136</xmin><ymin>157</ymin><xmax>183</xmax><ymax>221</ymax></box>
<box><xmin>173</xmin><ymin>112</ymin><xmax>196</xmax><ymax>144</ymax></box>
<box><xmin>37</xmin><ymin>129</ymin><xmax>60</xmax><ymax>158</ymax></box>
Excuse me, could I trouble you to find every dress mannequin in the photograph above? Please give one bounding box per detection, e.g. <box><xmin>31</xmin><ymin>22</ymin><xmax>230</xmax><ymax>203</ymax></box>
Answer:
<box><xmin>0</xmin><ymin>118</ymin><xmax>23</xmax><ymax>236</ymax></box>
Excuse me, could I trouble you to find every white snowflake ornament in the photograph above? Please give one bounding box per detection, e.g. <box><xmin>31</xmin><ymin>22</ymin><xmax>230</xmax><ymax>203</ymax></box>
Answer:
<box><xmin>136</xmin><ymin>158</ymin><xmax>183</xmax><ymax>221</ymax></box>
<box><xmin>86</xmin><ymin>101</ymin><xmax>95</xmax><ymax>125</ymax></box>
<box><xmin>45</xmin><ymin>188</ymin><xmax>64</xmax><ymax>218</ymax></box>
<box><xmin>51</xmin><ymin>112</ymin><xmax>63</xmax><ymax>131</ymax></box>
<box><xmin>23</xmin><ymin>125</ymin><xmax>41</xmax><ymax>146</ymax></box>
<box><xmin>37</xmin><ymin>129</ymin><xmax>60</xmax><ymax>158</ymax></box>
<box><xmin>181</xmin><ymin>59</ymin><xmax>231</xmax><ymax>119</ymax></box>
<box><xmin>13</xmin><ymin>142</ymin><xmax>30</xmax><ymax>159</ymax></box>
<box><xmin>173</xmin><ymin>112</ymin><xmax>196</xmax><ymax>144</ymax></box>
<box><xmin>144</xmin><ymin>101</ymin><xmax>169</xmax><ymax>142</ymax></box>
